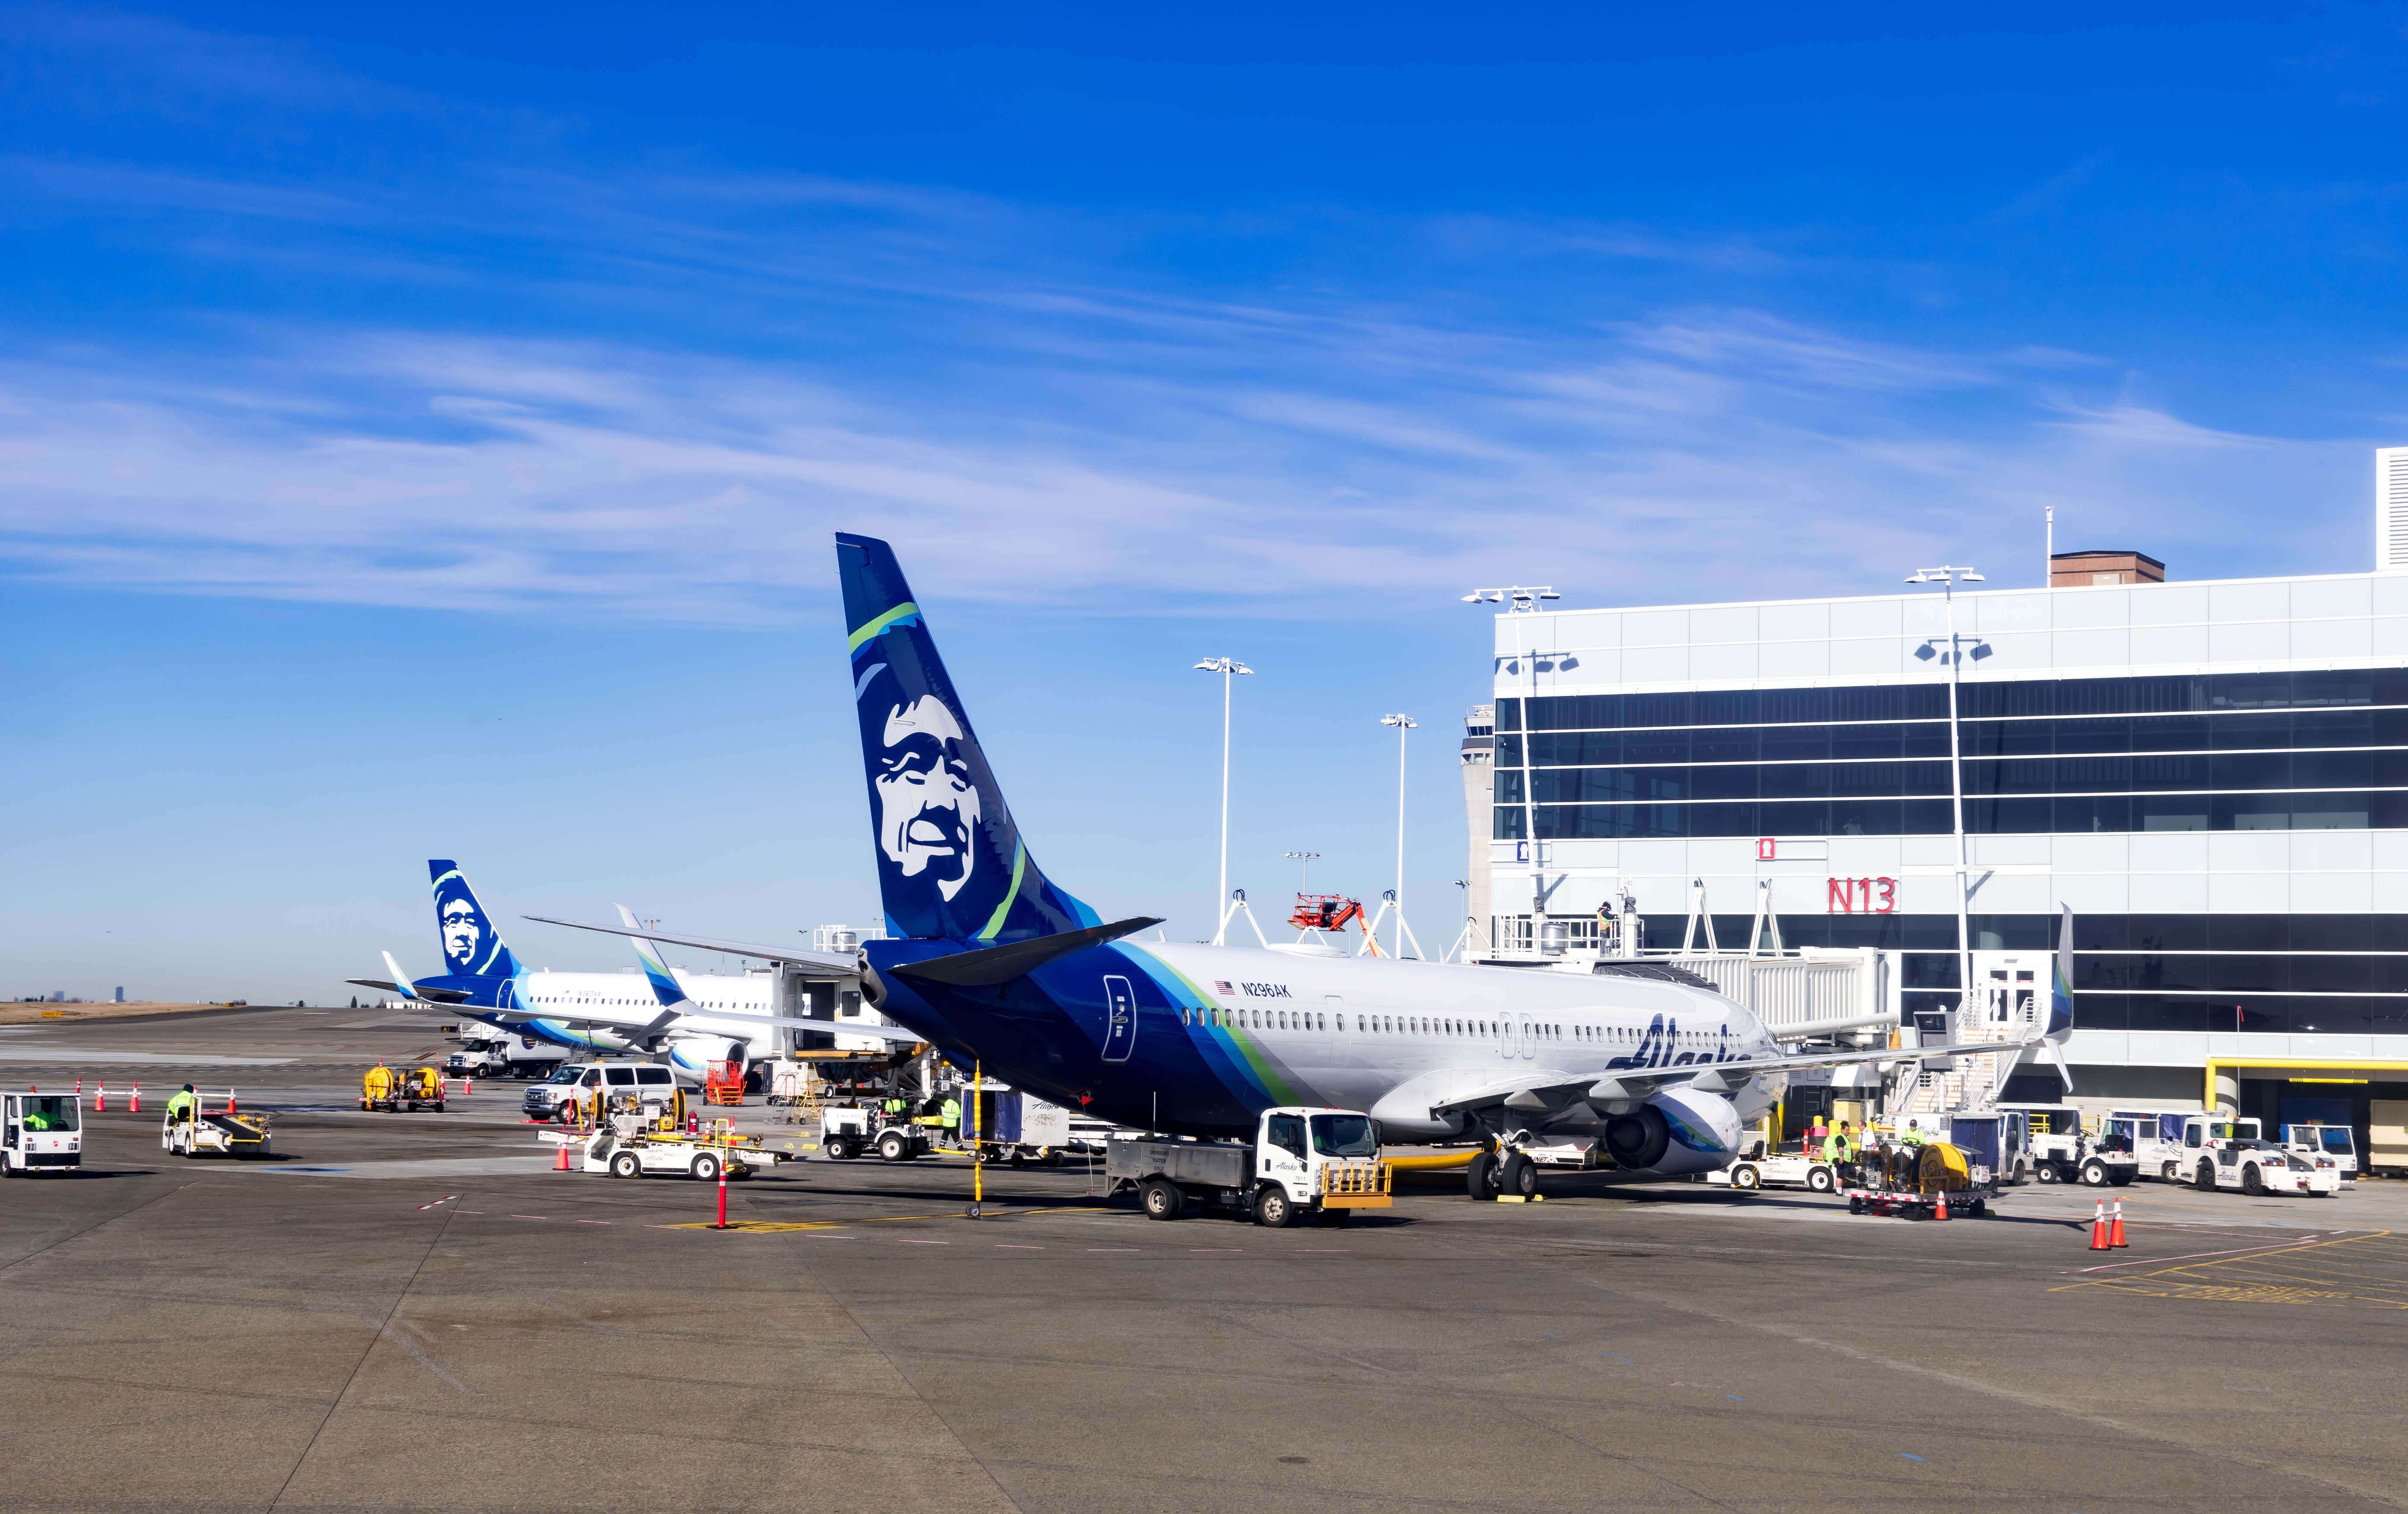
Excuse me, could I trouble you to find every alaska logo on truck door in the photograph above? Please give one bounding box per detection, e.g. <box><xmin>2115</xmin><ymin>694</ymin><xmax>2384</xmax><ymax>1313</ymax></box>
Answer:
<box><xmin>1100</xmin><ymin>975</ymin><xmax>1137</xmax><ymax>1062</ymax></box>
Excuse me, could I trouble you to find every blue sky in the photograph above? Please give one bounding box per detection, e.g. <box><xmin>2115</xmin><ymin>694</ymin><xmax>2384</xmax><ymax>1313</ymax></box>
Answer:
<box><xmin>8</xmin><ymin>6</ymin><xmax>2408</xmax><ymax>1001</ymax></box>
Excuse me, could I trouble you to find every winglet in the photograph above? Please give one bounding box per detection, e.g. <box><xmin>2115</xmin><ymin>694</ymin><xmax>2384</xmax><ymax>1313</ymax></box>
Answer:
<box><xmin>382</xmin><ymin>952</ymin><xmax>420</xmax><ymax>1001</ymax></box>
<box><xmin>617</xmin><ymin>905</ymin><xmax>692</xmax><ymax>1009</ymax></box>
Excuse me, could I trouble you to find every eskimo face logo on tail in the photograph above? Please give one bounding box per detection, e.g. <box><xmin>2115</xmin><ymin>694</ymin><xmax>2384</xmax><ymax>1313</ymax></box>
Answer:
<box><xmin>875</xmin><ymin>696</ymin><xmax>982</xmax><ymax>902</ymax></box>
<box><xmin>436</xmin><ymin>879</ymin><xmax>493</xmax><ymax>975</ymax></box>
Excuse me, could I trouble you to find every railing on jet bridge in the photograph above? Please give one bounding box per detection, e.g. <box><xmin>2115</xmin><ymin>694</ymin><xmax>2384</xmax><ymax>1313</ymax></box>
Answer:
<box><xmin>1657</xmin><ymin>949</ymin><xmax>1886</xmax><ymax>1034</ymax></box>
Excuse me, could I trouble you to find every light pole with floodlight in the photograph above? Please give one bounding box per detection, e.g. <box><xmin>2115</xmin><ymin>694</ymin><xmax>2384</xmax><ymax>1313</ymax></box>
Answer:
<box><xmin>1195</xmin><ymin>657</ymin><xmax>1254</xmax><ymax>944</ymax></box>
<box><xmin>1905</xmin><ymin>565</ymin><xmax>1985</xmax><ymax>1043</ymax></box>
<box><xmin>1380</xmin><ymin>713</ymin><xmax>1417</xmax><ymax>956</ymax></box>
<box><xmin>1464</xmin><ymin>586</ymin><xmax>1559</xmax><ymax>940</ymax></box>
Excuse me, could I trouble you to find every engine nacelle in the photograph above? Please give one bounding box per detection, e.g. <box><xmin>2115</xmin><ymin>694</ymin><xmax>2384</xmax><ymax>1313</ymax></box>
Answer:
<box><xmin>1601</xmin><ymin>1087</ymin><xmax>1743</xmax><ymax>1177</ymax></box>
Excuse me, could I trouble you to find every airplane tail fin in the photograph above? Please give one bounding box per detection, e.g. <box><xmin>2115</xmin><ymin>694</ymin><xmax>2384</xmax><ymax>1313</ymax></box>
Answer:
<box><xmin>617</xmin><ymin>904</ymin><xmax>692</xmax><ymax>1008</ymax></box>
<box><xmin>836</xmin><ymin>533</ymin><xmax>1100</xmax><ymax>943</ymax></box>
<box><xmin>427</xmin><ymin>860</ymin><xmax>523</xmax><ymax>979</ymax></box>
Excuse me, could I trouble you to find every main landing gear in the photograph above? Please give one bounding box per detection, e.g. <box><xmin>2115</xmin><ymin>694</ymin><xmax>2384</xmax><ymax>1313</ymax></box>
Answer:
<box><xmin>1467</xmin><ymin>1138</ymin><xmax>1542</xmax><ymax>1202</ymax></box>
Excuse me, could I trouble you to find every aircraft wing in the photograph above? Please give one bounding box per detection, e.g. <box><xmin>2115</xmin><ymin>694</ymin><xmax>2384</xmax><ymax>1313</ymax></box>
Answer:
<box><xmin>1430</xmin><ymin>1035</ymin><xmax>2035</xmax><ymax>1119</ymax></box>
<box><xmin>482</xmin><ymin>998</ymin><xmax>925</xmax><ymax>1045</ymax></box>
<box><xmin>522</xmin><ymin>915</ymin><xmax>858</xmax><ymax>972</ymax></box>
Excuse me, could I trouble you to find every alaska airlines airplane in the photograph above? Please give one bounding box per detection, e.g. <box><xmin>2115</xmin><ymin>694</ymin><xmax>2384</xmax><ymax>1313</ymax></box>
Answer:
<box><xmin>349</xmin><ymin>863</ymin><xmax>915</xmax><ymax>1078</ymax></box>
<box><xmin>539</xmin><ymin>533</ymin><xmax>2058</xmax><ymax>1196</ymax></box>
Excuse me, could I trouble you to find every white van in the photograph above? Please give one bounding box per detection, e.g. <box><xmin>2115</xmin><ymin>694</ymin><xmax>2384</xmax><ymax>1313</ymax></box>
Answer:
<box><xmin>521</xmin><ymin>1062</ymin><xmax>680</xmax><ymax>1124</ymax></box>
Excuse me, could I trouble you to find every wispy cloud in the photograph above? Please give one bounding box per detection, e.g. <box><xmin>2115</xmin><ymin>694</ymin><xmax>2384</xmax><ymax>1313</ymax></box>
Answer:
<box><xmin>0</xmin><ymin>289</ymin><xmax>2365</xmax><ymax>623</ymax></box>
<box><xmin>0</xmin><ymin>16</ymin><xmax>2376</xmax><ymax>622</ymax></box>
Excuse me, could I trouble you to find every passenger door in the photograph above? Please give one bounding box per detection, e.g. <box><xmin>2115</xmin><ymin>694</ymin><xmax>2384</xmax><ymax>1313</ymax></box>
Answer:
<box><xmin>1100</xmin><ymin>976</ymin><xmax>1137</xmax><ymax>1063</ymax></box>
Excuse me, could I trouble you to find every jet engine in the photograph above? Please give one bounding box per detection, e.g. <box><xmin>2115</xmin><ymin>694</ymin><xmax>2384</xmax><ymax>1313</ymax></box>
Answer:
<box><xmin>1601</xmin><ymin>1087</ymin><xmax>1742</xmax><ymax>1177</ymax></box>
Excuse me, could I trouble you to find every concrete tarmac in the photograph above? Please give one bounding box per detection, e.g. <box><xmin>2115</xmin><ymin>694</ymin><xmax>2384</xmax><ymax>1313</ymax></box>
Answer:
<box><xmin>3</xmin><ymin>1005</ymin><xmax>2405</xmax><ymax>1512</ymax></box>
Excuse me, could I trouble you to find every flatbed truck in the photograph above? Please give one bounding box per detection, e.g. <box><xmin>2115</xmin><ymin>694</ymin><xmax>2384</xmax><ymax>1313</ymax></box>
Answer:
<box><xmin>1106</xmin><ymin>1107</ymin><xmax>1392</xmax><ymax>1228</ymax></box>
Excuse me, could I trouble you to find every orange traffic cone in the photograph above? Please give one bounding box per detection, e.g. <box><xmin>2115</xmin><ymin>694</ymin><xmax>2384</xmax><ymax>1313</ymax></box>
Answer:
<box><xmin>94</xmin><ymin>1084</ymin><xmax>106</xmax><ymax>1112</ymax></box>
<box><xmin>555</xmin><ymin>1137</ymin><xmax>571</xmax><ymax>1171</ymax></box>
<box><xmin>130</xmin><ymin>1084</ymin><xmax>140</xmax><ymax>1113</ymax></box>
<box><xmin>74</xmin><ymin>1077</ymin><xmax>82</xmax><ymax>1095</ymax></box>
<box><xmin>464</xmin><ymin>1075</ymin><xmax>474</xmax><ymax>1095</ymax></box>
<box><xmin>2108</xmin><ymin>1198</ymin><xmax>2128</xmax><ymax>1249</ymax></box>
<box><xmin>2089</xmin><ymin>1198</ymin><xmax>2111</xmax><ymax>1249</ymax></box>
<box><xmin>227</xmin><ymin>1088</ymin><xmax>237</xmax><ymax>1114</ymax></box>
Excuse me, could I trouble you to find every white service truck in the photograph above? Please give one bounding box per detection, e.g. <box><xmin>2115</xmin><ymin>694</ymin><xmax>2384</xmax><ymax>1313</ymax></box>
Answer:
<box><xmin>1105</xmin><ymin>1107</ymin><xmax>1393</xmax><ymax>1228</ymax></box>
<box><xmin>1996</xmin><ymin>1102</ymin><xmax>2136</xmax><ymax>1187</ymax></box>
<box><xmin>2281</xmin><ymin>1123</ymin><xmax>2358</xmax><ymax>1184</ymax></box>
<box><xmin>0</xmin><ymin>1093</ymin><xmax>82</xmax><ymax>1177</ymax></box>
<box><xmin>2101</xmin><ymin>1107</ymin><xmax>2203</xmax><ymax>1184</ymax></box>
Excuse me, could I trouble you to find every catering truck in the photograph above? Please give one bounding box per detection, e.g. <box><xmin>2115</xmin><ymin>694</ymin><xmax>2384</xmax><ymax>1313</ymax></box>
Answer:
<box><xmin>1107</xmin><ymin>1107</ymin><xmax>1393</xmax><ymax>1228</ymax></box>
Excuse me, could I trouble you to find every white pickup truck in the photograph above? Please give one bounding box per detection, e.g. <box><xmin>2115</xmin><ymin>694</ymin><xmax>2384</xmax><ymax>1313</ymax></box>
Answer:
<box><xmin>1106</xmin><ymin>1107</ymin><xmax>1393</xmax><ymax>1228</ymax></box>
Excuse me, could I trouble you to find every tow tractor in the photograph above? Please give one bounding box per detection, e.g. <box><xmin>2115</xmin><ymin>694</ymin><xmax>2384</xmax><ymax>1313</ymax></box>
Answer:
<box><xmin>1996</xmin><ymin>1102</ymin><xmax>2135</xmax><ymax>1187</ymax></box>
<box><xmin>819</xmin><ymin>1102</ymin><xmax>932</xmax><ymax>1162</ymax></box>
<box><xmin>1</xmin><ymin>1092</ymin><xmax>83</xmax><ymax>1176</ymax></box>
<box><xmin>1706</xmin><ymin>1137</ymin><xmax>1838</xmax><ymax>1193</ymax></box>
<box><xmin>360</xmin><ymin>1063</ymin><xmax>446</xmax><ymax>1113</ymax></box>
<box><xmin>558</xmin><ymin>1112</ymin><xmax>797</xmax><ymax>1181</ymax></box>
<box><xmin>1106</xmin><ymin>1107</ymin><xmax>1392</xmax><ymax>1227</ymax></box>
<box><xmin>162</xmin><ymin>1094</ymin><xmax>272</xmax><ymax>1160</ymax></box>
<box><xmin>2188</xmin><ymin>1134</ymin><xmax>2338</xmax><ymax>1196</ymax></box>
<box><xmin>1843</xmin><ymin>1140</ymin><xmax>1998</xmax><ymax>1219</ymax></box>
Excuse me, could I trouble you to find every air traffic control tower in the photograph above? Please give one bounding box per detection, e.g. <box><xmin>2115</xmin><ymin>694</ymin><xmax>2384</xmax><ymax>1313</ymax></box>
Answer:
<box><xmin>1463</xmin><ymin>448</ymin><xmax>2408</xmax><ymax>1161</ymax></box>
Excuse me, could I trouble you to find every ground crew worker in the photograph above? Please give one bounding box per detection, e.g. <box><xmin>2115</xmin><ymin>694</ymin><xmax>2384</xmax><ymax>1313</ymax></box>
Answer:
<box><xmin>1820</xmin><ymin>1123</ymin><xmax>1844</xmax><ymax>1163</ymax></box>
<box><xmin>940</xmin><ymin>1094</ymin><xmax>961</xmax><ymax>1139</ymax></box>
<box><xmin>22</xmin><ymin>1103</ymin><xmax>52</xmax><ymax>1131</ymax></box>
<box><xmin>167</xmin><ymin>1084</ymin><xmax>198</xmax><ymax>1123</ymax></box>
<box><xmin>1900</xmin><ymin>1118</ymin><xmax>1926</xmax><ymax>1147</ymax></box>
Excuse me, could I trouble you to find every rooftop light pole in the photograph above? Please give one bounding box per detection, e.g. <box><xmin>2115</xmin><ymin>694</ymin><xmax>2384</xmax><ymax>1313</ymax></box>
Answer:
<box><xmin>1905</xmin><ymin>565</ymin><xmax>1985</xmax><ymax>1045</ymax></box>
<box><xmin>1464</xmin><ymin>587</ymin><xmax>1559</xmax><ymax>923</ymax></box>
<box><xmin>1380</xmin><ymin>714</ymin><xmax>1418</xmax><ymax>957</ymax></box>
<box><xmin>1284</xmin><ymin>851</ymin><xmax>1319</xmax><ymax>894</ymax></box>
<box><xmin>1195</xmin><ymin>657</ymin><xmax>1254</xmax><ymax>945</ymax></box>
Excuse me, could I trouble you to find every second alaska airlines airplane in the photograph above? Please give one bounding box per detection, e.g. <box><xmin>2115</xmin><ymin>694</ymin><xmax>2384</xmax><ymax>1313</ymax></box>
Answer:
<box><xmin>540</xmin><ymin>533</ymin><xmax>2058</xmax><ymax>1196</ymax></box>
<box><xmin>351</xmin><ymin>863</ymin><xmax>917</xmax><ymax>1077</ymax></box>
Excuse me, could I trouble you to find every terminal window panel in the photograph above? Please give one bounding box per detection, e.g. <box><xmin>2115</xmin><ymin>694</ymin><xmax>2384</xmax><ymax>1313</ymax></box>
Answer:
<box><xmin>1638</xmin><ymin>911</ymin><xmax>2408</xmax><ymax>1034</ymax></box>
<box><xmin>1495</xmin><ymin>676</ymin><xmax>2408</xmax><ymax>837</ymax></box>
<box><xmin>1497</xmin><ymin>669</ymin><xmax>2408</xmax><ymax>733</ymax></box>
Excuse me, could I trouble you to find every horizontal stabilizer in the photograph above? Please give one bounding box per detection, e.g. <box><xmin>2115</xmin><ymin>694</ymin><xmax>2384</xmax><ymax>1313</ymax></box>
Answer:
<box><xmin>888</xmin><ymin>917</ymin><xmax>1163</xmax><ymax>988</ymax></box>
<box><xmin>523</xmin><ymin>916</ymin><xmax>857</xmax><ymax>972</ymax></box>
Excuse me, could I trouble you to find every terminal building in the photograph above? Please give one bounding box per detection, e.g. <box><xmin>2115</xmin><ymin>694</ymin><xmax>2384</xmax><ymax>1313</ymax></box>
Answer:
<box><xmin>1461</xmin><ymin>448</ymin><xmax>2408</xmax><ymax>1158</ymax></box>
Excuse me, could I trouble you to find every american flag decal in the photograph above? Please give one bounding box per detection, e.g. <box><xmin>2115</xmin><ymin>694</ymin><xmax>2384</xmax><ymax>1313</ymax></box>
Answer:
<box><xmin>1213</xmin><ymin>980</ymin><xmax>1233</xmax><ymax>994</ymax></box>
